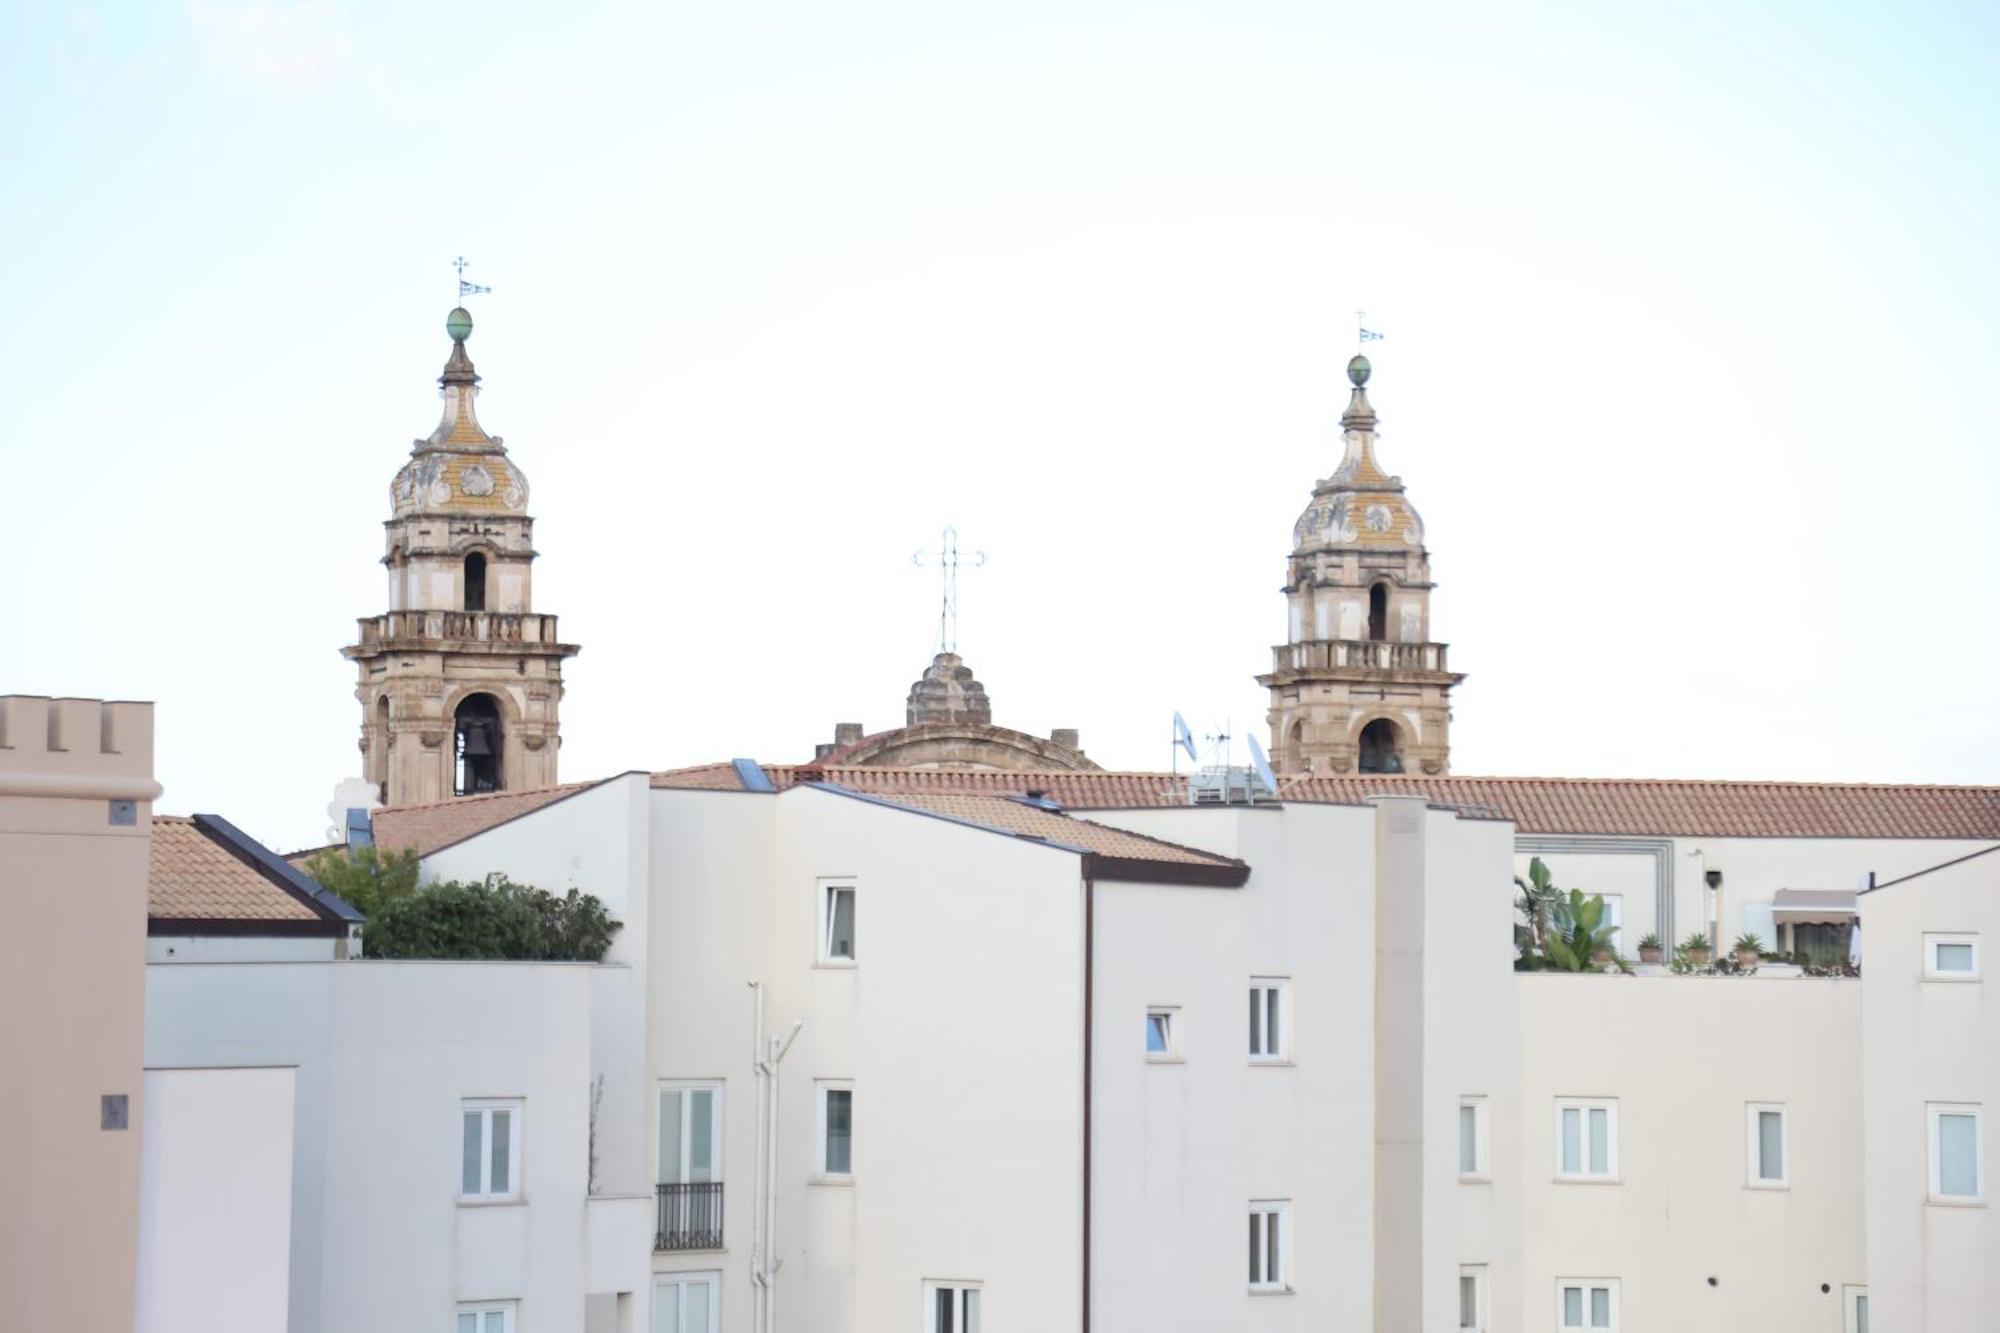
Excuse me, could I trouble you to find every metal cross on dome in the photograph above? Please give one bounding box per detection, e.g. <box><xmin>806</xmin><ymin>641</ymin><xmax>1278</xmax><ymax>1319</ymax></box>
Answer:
<box><xmin>454</xmin><ymin>256</ymin><xmax>491</xmax><ymax>299</ymax></box>
<box><xmin>912</xmin><ymin>526</ymin><xmax>987</xmax><ymax>654</ymax></box>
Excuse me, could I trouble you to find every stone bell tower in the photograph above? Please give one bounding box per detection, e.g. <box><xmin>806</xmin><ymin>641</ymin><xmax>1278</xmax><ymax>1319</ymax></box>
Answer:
<box><xmin>344</xmin><ymin>306</ymin><xmax>580</xmax><ymax>807</ymax></box>
<box><xmin>1258</xmin><ymin>355</ymin><xmax>1463</xmax><ymax>777</ymax></box>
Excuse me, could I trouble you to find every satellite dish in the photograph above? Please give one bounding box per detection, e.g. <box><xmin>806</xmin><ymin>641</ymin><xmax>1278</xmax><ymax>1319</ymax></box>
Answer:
<box><xmin>1247</xmin><ymin>735</ymin><xmax>1279</xmax><ymax>796</ymax></box>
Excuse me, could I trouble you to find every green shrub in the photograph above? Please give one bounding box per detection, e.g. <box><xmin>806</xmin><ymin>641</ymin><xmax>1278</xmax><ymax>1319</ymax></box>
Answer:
<box><xmin>301</xmin><ymin>845</ymin><xmax>422</xmax><ymax>918</ymax></box>
<box><xmin>365</xmin><ymin>873</ymin><xmax>620</xmax><ymax>962</ymax></box>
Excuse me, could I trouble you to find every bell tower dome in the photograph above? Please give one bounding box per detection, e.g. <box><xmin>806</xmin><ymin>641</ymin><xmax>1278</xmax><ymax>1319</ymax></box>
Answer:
<box><xmin>343</xmin><ymin>307</ymin><xmax>580</xmax><ymax>806</ymax></box>
<box><xmin>1258</xmin><ymin>355</ymin><xmax>1464</xmax><ymax>776</ymax></box>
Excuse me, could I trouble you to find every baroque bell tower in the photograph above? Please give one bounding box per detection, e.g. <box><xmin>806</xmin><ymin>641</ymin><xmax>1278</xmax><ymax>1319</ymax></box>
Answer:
<box><xmin>344</xmin><ymin>306</ymin><xmax>580</xmax><ymax>807</ymax></box>
<box><xmin>1259</xmin><ymin>355</ymin><xmax>1463</xmax><ymax>776</ymax></box>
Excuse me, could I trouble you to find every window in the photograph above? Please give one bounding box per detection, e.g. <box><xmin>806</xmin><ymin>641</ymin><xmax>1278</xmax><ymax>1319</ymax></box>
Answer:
<box><xmin>1843</xmin><ymin>1287</ymin><xmax>1869</xmax><ymax>1333</ymax></box>
<box><xmin>1459</xmin><ymin>1097</ymin><xmax>1489</xmax><ymax>1181</ymax></box>
<box><xmin>1925</xmin><ymin>933</ymin><xmax>1979</xmax><ymax>980</ymax></box>
<box><xmin>460</xmin><ymin>1099</ymin><xmax>522</xmax><ymax>1201</ymax></box>
<box><xmin>817</xmin><ymin>1082</ymin><xmax>853</xmax><ymax>1179</ymax></box>
<box><xmin>658</xmin><ymin>1083</ymin><xmax>723</xmax><ymax>1185</ymax></box>
<box><xmin>1145</xmin><ymin>1006</ymin><xmax>1180</xmax><ymax>1061</ymax></box>
<box><xmin>1556</xmin><ymin>1279</ymin><xmax>1618</xmax><ymax>1330</ymax></box>
<box><xmin>1247</xmin><ymin>1200</ymin><xmax>1290</xmax><ymax>1291</ymax></box>
<box><xmin>820</xmin><ymin>881</ymin><xmax>856</xmax><ymax>963</ymax></box>
<box><xmin>924</xmin><ymin>1281</ymin><xmax>981</xmax><ymax>1333</ymax></box>
<box><xmin>1555</xmin><ymin>1099</ymin><xmax>1617</xmax><ymax>1181</ymax></box>
<box><xmin>463</xmin><ymin>551</ymin><xmax>487</xmax><ymax>611</ymax></box>
<box><xmin>1747</xmin><ymin>1103</ymin><xmax>1787</xmax><ymax>1187</ymax></box>
<box><xmin>1458</xmin><ymin>1265</ymin><xmax>1486</xmax><ymax>1330</ymax></box>
<box><xmin>1599</xmin><ymin>895</ymin><xmax>1624</xmax><ymax>957</ymax></box>
<box><xmin>456</xmin><ymin>1303</ymin><xmax>514</xmax><ymax>1333</ymax></box>
<box><xmin>655</xmin><ymin>1273</ymin><xmax>719</xmax><ymax>1333</ymax></box>
<box><xmin>1367</xmin><ymin>581</ymin><xmax>1389</xmax><ymax>641</ymax></box>
<box><xmin>1249</xmin><ymin>978</ymin><xmax>1290</xmax><ymax>1061</ymax></box>
<box><xmin>1928</xmin><ymin>1103</ymin><xmax>1983</xmax><ymax>1202</ymax></box>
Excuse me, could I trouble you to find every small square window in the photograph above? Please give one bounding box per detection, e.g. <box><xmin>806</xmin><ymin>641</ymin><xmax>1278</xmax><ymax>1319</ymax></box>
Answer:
<box><xmin>1458</xmin><ymin>1265</ymin><xmax>1487</xmax><ymax>1330</ymax></box>
<box><xmin>817</xmin><ymin>1082</ymin><xmax>853</xmax><ymax>1180</ymax></box>
<box><xmin>1555</xmin><ymin>1099</ymin><xmax>1618</xmax><ymax>1182</ymax></box>
<box><xmin>1556</xmin><ymin>1279</ymin><xmax>1618</xmax><ymax>1330</ymax></box>
<box><xmin>924</xmin><ymin>1280</ymin><xmax>981</xmax><ymax>1333</ymax></box>
<box><xmin>1145</xmin><ymin>1006</ymin><xmax>1181</xmax><ymax>1061</ymax></box>
<box><xmin>460</xmin><ymin>1099</ymin><xmax>523</xmax><ymax>1201</ymax></box>
<box><xmin>1248</xmin><ymin>978</ymin><xmax>1290</xmax><ymax>1062</ymax></box>
<box><xmin>1928</xmin><ymin>1103</ymin><xmax>1983</xmax><ymax>1203</ymax></box>
<box><xmin>1459</xmin><ymin>1097</ymin><xmax>1489</xmax><ymax>1181</ymax></box>
<box><xmin>820</xmin><ymin>881</ymin><xmax>857</xmax><ymax>964</ymax></box>
<box><xmin>457</xmin><ymin>1302</ymin><xmax>515</xmax><ymax>1333</ymax></box>
<box><xmin>1248</xmin><ymin>1200</ymin><xmax>1291</xmax><ymax>1291</ymax></box>
<box><xmin>1746</xmin><ymin>1103</ymin><xmax>1787</xmax><ymax>1188</ymax></box>
<box><xmin>1925</xmin><ymin>934</ymin><xmax>1979</xmax><ymax>980</ymax></box>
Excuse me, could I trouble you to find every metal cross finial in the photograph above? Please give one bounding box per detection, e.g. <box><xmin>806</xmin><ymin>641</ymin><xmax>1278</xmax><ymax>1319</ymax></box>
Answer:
<box><xmin>1357</xmin><ymin>310</ymin><xmax>1383</xmax><ymax>346</ymax></box>
<box><xmin>912</xmin><ymin>525</ymin><xmax>987</xmax><ymax>653</ymax></box>
<box><xmin>454</xmin><ymin>256</ymin><xmax>491</xmax><ymax>299</ymax></box>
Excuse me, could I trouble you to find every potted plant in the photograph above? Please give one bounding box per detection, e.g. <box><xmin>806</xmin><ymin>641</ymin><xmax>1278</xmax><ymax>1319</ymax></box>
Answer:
<box><xmin>1636</xmin><ymin>932</ymin><xmax>1664</xmax><ymax>965</ymax></box>
<box><xmin>1679</xmin><ymin>931</ymin><xmax>1711</xmax><ymax>966</ymax></box>
<box><xmin>1732</xmin><ymin>932</ymin><xmax>1765</xmax><ymax>969</ymax></box>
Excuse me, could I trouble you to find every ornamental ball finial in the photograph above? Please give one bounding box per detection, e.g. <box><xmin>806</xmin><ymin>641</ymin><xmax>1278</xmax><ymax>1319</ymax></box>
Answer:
<box><xmin>1347</xmin><ymin>353</ymin><xmax>1371</xmax><ymax>387</ymax></box>
<box><xmin>446</xmin><ymin>307</ymin><xmax>474</xmax><ymax>343</ymax></box>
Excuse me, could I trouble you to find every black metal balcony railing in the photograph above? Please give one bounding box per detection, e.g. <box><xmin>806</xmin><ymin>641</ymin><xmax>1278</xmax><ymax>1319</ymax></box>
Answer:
<box><xmin>655</xmin><ymin>1182</ymin><xmax>724</xmax><ymax>1251</ymax></box>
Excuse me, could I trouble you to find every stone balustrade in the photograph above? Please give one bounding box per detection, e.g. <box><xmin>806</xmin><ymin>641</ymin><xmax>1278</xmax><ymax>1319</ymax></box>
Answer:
<box><xmin>353</xmin><ymin>610</ymin><xmax>563</xmax><ymax>648</ymax></box>
<box><xmin>1270</xmin><ymin>639</ymin><xmax>1450</xmax><ymax>675</ymax></box>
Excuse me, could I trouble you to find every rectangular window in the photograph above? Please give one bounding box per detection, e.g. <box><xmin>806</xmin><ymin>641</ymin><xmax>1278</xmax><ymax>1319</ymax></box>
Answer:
<box><xmin>817</xmin><ymin>1082</ymin><xmax>853</xmax><ymax>1179</ymax></box>
<box><xmin>1459</xmin><ymin>1097</ymin><xmax>1489</xmax><ymax>1180</ymax></box>
<box><xmin>1146</xmin><ymin>1006</ymin><xmax>1181</xmax><ymax>1061</ymax></box>
<box><xmin>1929</xmin><ymin>1103</ymin><xmax>1983</xmax><ymax>1202</ymax></box>
<box><xmin>460</xmin><ymin>1099</ymin><xmax>522</xmax><ymax>1201</ymax></box>
<box><xmin>658</xmin><ymin>1083</ymin><xmax>723</xmax><ymax>1184</ymax></box>
<box><xmin>821</xmin><ymin>881</ymin><xmax>857</xmax><ymax>963</ymax></box>
<box><xmin>1247</xmin><ymin>1200</ymin><xmax>1290</xmax><ymax>1291</ymax></box>
<box><xmin>1747</xmin><ymin>1103</ymin><xmax>1787</xmax><ymax>1187</ymax></box>
<box><xmin>1556</xmin><ymin>1099</ymin><xmax>1618</xmax><ymax>1181</ymax></box>
<box><xmin>654</xmin><ymin>1272</ymin><xmax>720</xmax><ymax>1333</ymax></box>
<box><xmin>1248</xmin><ymin>978</ymin><xmax>1290</xmax><ymax>1061</ymax></box>
<box><xmin>1556</xmin><ymin>1279</ymin><xmax>1618</xmax><ymax>1330</ymax></box>
<box><xmin>924</xmin><ymin>1281</ymin><xmax>981</xmax><ymax>1333</ymax></box>
<box><xmin>1600</xmin><ymin>894</ymin><xmax>1624</xmax><ymax>957</ymax></box>
<box><xmin>1925</xmin><ymin>933</ymin><xmax>1979</xmax><ymax>979</ymax></box>
<box><xmin>1458</xmin><ymin>1265</ymin><xmax>1486</xmax><ymax>1330</ymax></box>
<box><xmin>456</xmin><ymin>1303</ymin><xmax>515</xmax><ymax>1333</ymax></box>
<box><xmin>1843</xmin><ymin>1286</ymin><xmax>1869</xmax><ymax>1333</ymax></box>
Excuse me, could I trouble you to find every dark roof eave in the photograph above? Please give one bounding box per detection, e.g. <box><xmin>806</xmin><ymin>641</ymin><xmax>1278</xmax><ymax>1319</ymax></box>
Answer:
<box><xmin>1084</xmin><ymin>853</ymin><xmax>1249</xmax><ymax>888</ymax></box>
<box><xmin>192</xmin><ymin>813</ymin><xmax>364</xmax><ymax>923</ymax></box>
<box><xmin>148</xmin><ymin>916</ymin><xmax>353</xmax><ymax>938</ymax></box>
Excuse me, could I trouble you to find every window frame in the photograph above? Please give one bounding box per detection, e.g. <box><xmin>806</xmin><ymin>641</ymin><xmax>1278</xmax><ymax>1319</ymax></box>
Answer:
<box><xmin>815</xmin><ymin>1080</ymin><xmax>854</xmax><ymax>1182</ymax></box>
<box><xmin>1842</xmin><ymin>1285</ymin><xmax>1869</xmax><ymax>1333</ymax></box>
<box><xmin>922</xmin><ymin>1279</ymin><xmax>982</xmax><ymax>1333</ymax></box>
<box><xmin>1554</xmin><ymin>1098</ymin><xmax>1619</xmax><ymax>1183</ymax></box>
<box><xmin>459</xmin><ymin>1098</ymin><xmax>524</xmax><ymax>1203</ymax></box>
<box><xmin>1745</xmin><ymin>1102</ymin><xmax>1788</xmax><ymax>1189</ymax></box>
<box><xmin>1145</xmin><ymin>1005</ymin><xmax>1182</xmax><ymax>1062</ymax></box>
<box><xmin>1924</xmin><ymin>933</ymin><xmax>1980</xmax><ymax>981</ymax></box>
<box><xmin>818</xmin><ymin>879</ymin><xmax>857</xmax><ymax>965</ymax></box>
<box><xmin>1459</xmin><ymin>1096</ymin><xmax>1490</xmax><ymax>1182</ymax></box>
<box><xmin>1247</xmin><ymin>1199</ymin><xmax>1292</xmax><ymax>1293</ymax></box>
<box><xmin>455</xmin><ymin>1301</ymin><xmax>516</xmax><ymax>1333</ymax></box>
<box><xmin>657</xmin><ymin>1080</ymin><xmax>725</xmax><ymax>1186</ymax></box>
<box><xmin>1554</xmin><ymin>1278</ymin><xmax>1620</xmax><ymax>1331</ymax></box>
<box><xmin>654</xmin><ymin>1271</ymin><xmax>722</xmax><ymax>1333</ymax></box>
<box><xmin>1248</xmin><ymin>977</ymin><xmax>1291</xmax><ymax>1063</ymax></box>
<box><xmin>1927</xmin><ymin>1102</ymin><xmax>1984</xmax><ymax>1204</ymax></box>
<box><xmin>1457</xmin><ymin>1264</ymin><xmax>1487</xmax><ymax>1331</ymax></box>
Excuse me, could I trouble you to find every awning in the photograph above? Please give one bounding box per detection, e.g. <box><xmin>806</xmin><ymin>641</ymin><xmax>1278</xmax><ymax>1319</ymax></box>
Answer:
<box><xmin>1772</xmin><ymin>888</ymin><xmax>1857</xmax><ymax>926</ymax></box>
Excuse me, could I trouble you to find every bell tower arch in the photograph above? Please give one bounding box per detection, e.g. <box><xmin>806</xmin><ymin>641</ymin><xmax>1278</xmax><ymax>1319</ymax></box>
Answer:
<box><xmin>1257</xmin><ymin>355</ymin><xmax>1464</xmax><ymax>776</ymax></box>
<box><xmin>343</xmin><ymin>307</ymin><xmax>581</xmax><ymax>806</ymax></box>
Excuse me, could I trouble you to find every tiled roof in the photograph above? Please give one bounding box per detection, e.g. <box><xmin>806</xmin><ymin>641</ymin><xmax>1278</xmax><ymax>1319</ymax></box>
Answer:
<box><xmin>825</xmin><ymin>787</ymin><xmax>1246</xmax><ymax>883</ymax></box>
<box><xmin>150</xmin><ymin>816</ymin><xmax>359</xmax><ymax>931</ymax></box>
<box><xmin>650</xmin><ymin>765</ymin><xmax>2000</xmax><ymax>840</ymax></box>
<box><xmin>369</xmin><ymin>780</ymin><xmax>604</xmax><ymax>858</ymax></box>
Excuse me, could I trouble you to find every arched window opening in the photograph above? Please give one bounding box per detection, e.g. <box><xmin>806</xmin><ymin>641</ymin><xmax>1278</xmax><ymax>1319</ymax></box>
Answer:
<box><xmin>454</xmin><ymin>693</ymin><xmax>503</xmax><ymax>795</ymax></box>
<box><xmin>1357</xmin><ymin>718</ymin><xmax>1404</xmax><ymax>774</ymax></box>
<box><xmin>371</xmin><ymin>696</ymin><xmax>392</xmax><ymax>793</ymax></box>
<box><xmin>464</xmin><ymin>552</ymin><xmax>488</xmax><ymax>612</ymax></box>
<box><xmin>1367</xmin><ymin>582</ymin><xmax>1389</xmax><ymax>642</ymax></box>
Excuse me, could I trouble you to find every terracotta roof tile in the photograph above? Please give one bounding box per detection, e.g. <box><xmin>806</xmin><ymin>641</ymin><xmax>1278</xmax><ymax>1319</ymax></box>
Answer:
<box><xmin>150</xmin><ymin>817</ymin><xmax>316</xmax><ymax>921</ymax></box>
<box><xmin>833</xmin><ymin>788</ymin><xmax>1244</xmax><ymax>877</ymax></box>
<box><xmin>369</xmin><ymin>781</ymin><xmax>603</xmax><ymax>857</ymax></box>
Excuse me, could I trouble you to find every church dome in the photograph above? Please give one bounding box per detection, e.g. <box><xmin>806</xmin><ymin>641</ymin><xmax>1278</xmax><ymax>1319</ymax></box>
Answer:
<box><xmin>388</xmin><ymin>308</ymin><xmax>531</xmax><ymax>517</ymax></box>
<box><xmin>1292</xmin><ymin>362</ymin><xmax>1424</xmax><ymax>553</ymax></box>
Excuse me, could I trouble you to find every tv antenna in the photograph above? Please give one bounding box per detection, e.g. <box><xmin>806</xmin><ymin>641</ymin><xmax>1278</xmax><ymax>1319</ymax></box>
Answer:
<box><xmin>454</xmin><ymin>256</ymin><xmax>491</xmax><ymax>299</ymax></box>
<box><xmin>912</xmin><ymin>525</ymin><xmax>986</xmax><ymax>654</ymax></box>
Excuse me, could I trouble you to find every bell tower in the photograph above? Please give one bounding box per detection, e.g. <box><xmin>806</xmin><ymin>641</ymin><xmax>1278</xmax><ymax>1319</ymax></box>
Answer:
<box><xmin>344</xmin><ymin>307</ymin><xmax>580</xmax><ymax>807</ymax></box>
<box><xmin>1259</xmin><ymin>355</ymin><xmax>1463</xmax><ymax>776</ymax></box>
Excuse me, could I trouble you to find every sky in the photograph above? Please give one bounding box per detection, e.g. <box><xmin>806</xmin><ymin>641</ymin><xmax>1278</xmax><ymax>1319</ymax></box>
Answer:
<box><xmin>2</xmin><ymin>0</ymin><xmax>1997</xmax><ymax>851</ymax></box>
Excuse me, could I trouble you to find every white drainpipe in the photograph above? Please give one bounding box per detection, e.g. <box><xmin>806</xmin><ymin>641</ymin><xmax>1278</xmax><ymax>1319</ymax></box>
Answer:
<box><xmin>748</xmin><ymin>981</ymin><xmax>801</xmax><ymax>1333</ymax></box>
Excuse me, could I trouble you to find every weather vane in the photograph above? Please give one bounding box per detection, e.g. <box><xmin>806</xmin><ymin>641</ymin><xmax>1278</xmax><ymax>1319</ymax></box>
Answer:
<box><xmin>1357</xmin><ymin>310</ymin><xmax>1382</xmax><ymax>346</ymax></box>
<box><xmin>454</xmin><ymin>256</ymin><xmax>492</xmax><ymax>300</ymax></box>
<box><xmin>912</xmin><ymin>525</ymin><xmax>987</xmax><ymax>654</ymax></box>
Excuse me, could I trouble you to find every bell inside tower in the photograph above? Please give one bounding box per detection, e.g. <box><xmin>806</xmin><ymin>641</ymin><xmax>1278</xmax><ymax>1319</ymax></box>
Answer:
<box><xmin>454</xmin><ymin>694</ymin><xmax>503</xmax><ymax>795</ymax></box>
<box><xmin>1357</xmin><ymin>718</ymin><xmax>1405</xmax><ymax>774</ymax></box>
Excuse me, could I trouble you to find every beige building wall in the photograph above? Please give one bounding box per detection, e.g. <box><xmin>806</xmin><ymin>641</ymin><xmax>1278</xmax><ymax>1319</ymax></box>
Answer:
<box><xmin>0</xmin><ymin>695</ymin><xmax>160</xmax><ymax>1333</ymax></box>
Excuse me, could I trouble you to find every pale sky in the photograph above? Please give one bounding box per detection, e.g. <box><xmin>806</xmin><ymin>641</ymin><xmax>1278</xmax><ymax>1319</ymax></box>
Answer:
<box><xmin>3</xmin><ymin>1</ymin><xmax>1997</xmax><ymax>851</ymax></box>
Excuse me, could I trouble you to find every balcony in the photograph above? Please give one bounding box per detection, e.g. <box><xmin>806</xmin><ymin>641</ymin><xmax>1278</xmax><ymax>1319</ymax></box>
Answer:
<box><xmin>347</xmin><ymin>610</ymin><xmax>573</xmax><ymax>654</ymax></box>
<box><xmin>655</xmin><ymin>1182</ymin><xmax>724</xmax><ymax>1251</ymax></box>
<box><xmin>1267</xmin><ymin>639</ymin><xmax>1453</xmax><ymax>677</ymax></box>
